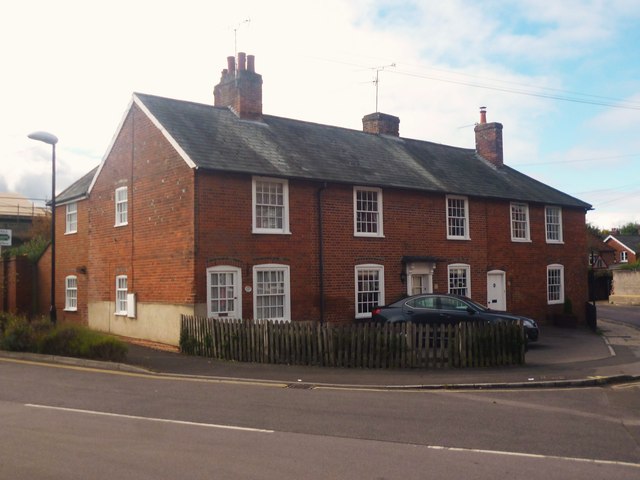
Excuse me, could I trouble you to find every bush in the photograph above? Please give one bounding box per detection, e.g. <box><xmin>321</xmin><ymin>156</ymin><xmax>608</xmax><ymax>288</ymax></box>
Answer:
<box><xmin>0</xmin><ymin>315</ymin><xmax>127</xmax><ymax>362</ymax></box>
<box><xmin>39</xmin><ymin>325</ymin><xmax>128</xmax><ymax>362</ymax></box>
<box><xmin>0</xmin><ymin>315</ymin><xmax>36</xmax><ymax>352</ymax></box>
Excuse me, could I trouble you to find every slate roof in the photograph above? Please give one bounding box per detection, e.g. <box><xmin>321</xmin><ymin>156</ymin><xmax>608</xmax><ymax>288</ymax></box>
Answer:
<box><xmin>133</xmin><ymin>92</ymin><xmax>591</xmax><ymax>209</ymax></box>
<box><xmin>56</xmin><ymin>166</ymin><xmax>98</xmax><ymax>204</ymax></box>
<box><xmin>608</xmin><ymin>234</ymin><xmax>640</xmax><ymax>253</ymax></box>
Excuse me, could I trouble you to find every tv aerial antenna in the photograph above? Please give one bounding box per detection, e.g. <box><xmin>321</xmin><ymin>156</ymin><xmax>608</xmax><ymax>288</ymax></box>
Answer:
<box><xmin>373</xmin><ymin>63</ymin><xmax>396</xmax><ymax>112</ymax></box>
<box><xmin>234</xmin><ymin>18</ymin><xmax>251</xmax><ymax>58</ymax></box>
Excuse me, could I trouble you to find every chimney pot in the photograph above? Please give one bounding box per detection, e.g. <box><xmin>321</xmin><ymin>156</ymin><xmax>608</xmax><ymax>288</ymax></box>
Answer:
<box><xmin>247</xmin><ymin>55</ymin><xmax>255</xmax><ymax>73</ymax></box>
<box><xmin>479</xmin><ymin>106</ymin><xmax>487</xmax><ymax>124</ymax></box>
<box><xmin>227</xmin><ymin>56</ymin><xmax>235</xmax><ymax>74</ymax></box>
<box><xmin>238</xmin><ymin>52</ymin><xmax>246</xmax><ymax>71</ymax></box>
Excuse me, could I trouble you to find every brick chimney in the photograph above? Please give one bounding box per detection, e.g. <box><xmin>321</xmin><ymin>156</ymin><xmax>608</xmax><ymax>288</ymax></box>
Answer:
<box><xmin>213</xmin><ymin>52</ymin><xmax>263</xmax><ymax>120</ymax></box>
<box><xmin>362</xmin><ymin>112</ymin><xmax>400</xmax><ymax>136</ymax></box>
<box><xmin>474</xmin><ymin>107</ymin><xmax>503</xmax><ymax>167</ymax></box>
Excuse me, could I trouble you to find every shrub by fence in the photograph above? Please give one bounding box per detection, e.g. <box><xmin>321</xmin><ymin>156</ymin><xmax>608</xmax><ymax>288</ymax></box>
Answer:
<box><xmin>180</xmin><ymin>316</ymin><xmax>525</xmax><ymax>368</ymax></box>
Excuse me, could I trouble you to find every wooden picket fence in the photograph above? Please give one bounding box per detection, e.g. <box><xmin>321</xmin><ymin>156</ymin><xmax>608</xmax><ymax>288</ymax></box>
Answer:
<box><xmin>180</xmin><ymin>316</ymin><xmax>526</xmax><ymax>368</ymax></box>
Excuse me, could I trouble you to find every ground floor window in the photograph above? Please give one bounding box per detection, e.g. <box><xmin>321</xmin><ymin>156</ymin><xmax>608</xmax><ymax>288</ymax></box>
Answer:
<box><xmin>116</xmin><ymin>275</ymin><xmax>128</xmax><ymax>315</ymax></box>
<box><xmin>448</xmin><ymin>264</ymin><xmax>470</xmax><ymax>297</ymax></box>
<box><xmin>254</xmin><ymin>265</ymin><xmax>290</xmax><ymax>321</ymax></box>
<box><xmin>65</xmin><ymin>276</ymin><xmax>77</xmax><ymax>311</ymax></box>
<box><xmin>547</xmin><ymin>264</ymin><xmax>564</xmax><ymax>304</ymax></box>
<box><xmin>355</xmin><ymin>264</ymin><xmax>385</xmax><ymax>319</ymax></box>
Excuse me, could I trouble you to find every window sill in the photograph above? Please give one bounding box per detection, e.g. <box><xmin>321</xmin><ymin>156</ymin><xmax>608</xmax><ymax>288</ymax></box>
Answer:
<box><xmin>511</xmin><ymin>238</ymin><xmax>532</xmax><ymax>243</ymax></box>
<box><xmin>354</xmin><ymin>234</ymin><xmax>385</xmax><ymax>239</ymax></box>
<box><xmin>64</xmin><ymin>231</ymin><xmax>78</xmax><ymax>236</ymax></box>
<box><xmin>546</xmin><ymin>240</ymin><xmax>564</xmax><ymax>244</ymax></box>
<box><xmin>114</xmin><ymin>223</ymin><xmax>129</xmax><ymax>228</ymax></box>
<box><xmin>252</xmin><ymin>230</ymin><xmax>292</xmax><ymax>235</ymax></box>
<box><xmin>447</xmin><ymin>236</ymin><xmax>471</xmax><ymax>241</ymax></box>
<box><xmin>63</xmin><ymin>308</ymin><xmax>77</xmax><ymax>312</ymax></box>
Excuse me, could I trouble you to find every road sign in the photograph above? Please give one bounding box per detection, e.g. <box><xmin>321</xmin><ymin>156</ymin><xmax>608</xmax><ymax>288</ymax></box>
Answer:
<box><xmin>0</xmin><ymin>229</ymin><xmax>12</xmax><ymax>246</ymax></box>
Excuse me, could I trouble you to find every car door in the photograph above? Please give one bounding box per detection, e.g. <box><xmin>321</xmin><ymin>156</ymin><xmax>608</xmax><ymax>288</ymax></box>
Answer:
<box><xmin>438</xmin><ymin>296</ymin><xmax>476</xmax><ymax>324</ymax></box>
<box><xmin>402</xmin><ymin>296</ymin><xmax>441</xmax><ymax>324</ymax></box>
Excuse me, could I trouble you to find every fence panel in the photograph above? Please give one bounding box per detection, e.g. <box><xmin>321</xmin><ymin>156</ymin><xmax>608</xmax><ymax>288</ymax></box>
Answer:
<box><xmin>179</xmin><ymin>316</ymin><xmax>525</xmax><ymax>369</ymax></box>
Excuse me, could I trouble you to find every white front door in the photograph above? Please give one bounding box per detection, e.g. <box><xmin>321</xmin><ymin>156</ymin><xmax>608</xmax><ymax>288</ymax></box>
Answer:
<box><xmin>410</xmin><ymin>274</ymin><xmax>432</xmax><ymax>295</ymax></box>
<box><xmin>487</xmin><ymin>270</ymin><xmax>506</xmax><ymax>311</ymax></box>
<box><xmin>207</xmin><ymin>266</ymin><xmax>242</xmax><ymax>319</ymax></box>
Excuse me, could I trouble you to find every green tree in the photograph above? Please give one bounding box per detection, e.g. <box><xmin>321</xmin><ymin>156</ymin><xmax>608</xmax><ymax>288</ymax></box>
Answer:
<box><xmin>618</xmin><ymin>222</ymin><xmax>640</xmax><ymax>236</ymax></box>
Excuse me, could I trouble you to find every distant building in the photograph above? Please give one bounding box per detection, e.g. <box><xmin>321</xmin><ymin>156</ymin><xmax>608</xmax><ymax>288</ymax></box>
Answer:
<box><xmin>0</xmin><ymin>193</ymin><xmax>47</xmax><ymax>247</ymax></box>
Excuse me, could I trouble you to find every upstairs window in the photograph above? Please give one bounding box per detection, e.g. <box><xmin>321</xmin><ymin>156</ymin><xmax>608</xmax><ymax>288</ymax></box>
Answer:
<box><xmin>65</xmin><ymin>202</ymin><xmax>78</xmax><ymax>234</ymax></box>
<box><xmin>510</xmin><ymin>202</ymin><xmax>530</xmax><ymax>242</ymax></box>
<box><xmin>354</xmin><ymin>187</ymin><xmax>383</xmax><ymax>237</ymax></box>
<box><xmin>545</xmin><ymin>206</ymin><xmax>563</xmax><ymax>243</ymax></box>
<box><xmin>446</xmin><ymin>195</ymin><xmax>469</xmax><ymax>239</ymax></box>
<box><xmin>115</xmin><ymin>187</ymin><xmax>128</xmax><ymax>227</ymax></box>
<box><xmin>252</xmin><ymin>177</ymin><xmax>290</xmax><ymax>234</ymax></box>
<box><xmin>547</xmin><ymin>264</ymin><xmax>564</xmax><ymax>304</ymax></box>
<box><xmin>115</xmin><ymin>275</ymin><xmax>128</xmax><ymax>315</ymax></box>
<box><xmin>65</xmin><ymin>276</ymin><xmax>77</xmax><ymax>311</ymax></box>
<box><xmin>448</xmin><ymin>264</ymin><xmax>470</xmax><ymax>297</ymax></box>
<box><xmin>355</xmin><ymin>264</ymin><xmax>384</xmax><ymax>318</ymax></box>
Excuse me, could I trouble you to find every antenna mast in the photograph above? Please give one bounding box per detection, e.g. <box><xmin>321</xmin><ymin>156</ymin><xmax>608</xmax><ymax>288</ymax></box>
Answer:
<box><xmin>373</xmin><ymin>63</ymin><xmax>396</xmax><ymax>112</ymax></box>
<box><xmin>234</xmin><ymin>18</ymin><xmax>251</xmax><ymax>58</ymax></box>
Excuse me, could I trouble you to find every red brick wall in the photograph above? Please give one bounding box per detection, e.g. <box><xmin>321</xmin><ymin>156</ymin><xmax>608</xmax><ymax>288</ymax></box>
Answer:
<box><xmin>87</xmin><ymin>105</ymin><xmax>196</xmax><ymax>309</ymax></box>
<box><xmin>4</xmin><ymin>255</ymin><xmax>33</xmax><ymax>316</ymax></box>
<box><xmin>193</xmin><ymin>174</ymin><xmax>589</xmax><ymax>325</ymax></box>
<box><xmin>56</xmin><ymin>200</ymin><xmax>89</xmax><ymax>325</ymax></box>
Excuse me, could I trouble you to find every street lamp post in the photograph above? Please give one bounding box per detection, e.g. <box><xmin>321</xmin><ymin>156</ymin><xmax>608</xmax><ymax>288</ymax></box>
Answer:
<box><xmin>28</xmin><ymin>131</ymin><xmax>58</xmax><ymax>325</ymax></box>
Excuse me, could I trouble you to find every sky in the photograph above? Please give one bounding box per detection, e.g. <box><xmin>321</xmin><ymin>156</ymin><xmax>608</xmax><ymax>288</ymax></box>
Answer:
<box><xmin>2</xmin><ymin>0</ymin><xmax>639</xmax><ymax>230</ymax></box>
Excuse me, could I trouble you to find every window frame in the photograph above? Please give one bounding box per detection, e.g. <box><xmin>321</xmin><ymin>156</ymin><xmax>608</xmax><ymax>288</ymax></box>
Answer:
<box><xmin>620</xmin><ymin>251</ymin><xmax>628</xmax><ymax>263</ymax></box>
<box><xmin>65</xmin><ymin>202</ymin><xmax>78</xmax><ymax>234</ymax></box>
<box><xmin>115</xmin><ymin>186</ymin><xmax>128</xmax><ymax>227</ymax></box>
<box><xmin>64</xmin><ymin>275</ymin><xmax>78</xmax><ymax>311</ymax></box>
<box><xmin>353</xmin><ymin>187</ymin><xmax>384</xmax><ymax>238</ymax></box>
<box><xmin>115</xmin><ymin>275</ymin><xmax>128</xmax><ymax>315</ymax></box>
<box><xmin>446</xmin><ymin>195</ymin><xmax>470</xmax><ymax>240</ymax></box>
<box><xmin>510</xmin><ymin>202</ymin><xmax>531</xmax><ymax>242</ymax></box>
<box><xmin>545</xmin><ymin>206</ymin><xmax>563</xmax><ymax>244</ymax></box>
<box><xmin>252</xmin><ymin>177</ymin><xmax>290</xmax><ymax>235</ymax></box>
<box><xmin>253</xmin><ymin>264</ymin><xmax>291</xmax><ymax>322</ymax></box>
<box><xmin>447</xmin><ymin>263</ymin><xmax>471</xmax><ymax>297</ymax></box>
<box><xmin>547</xmin><ymin>264</ymin><xmax>564</xmax><ymax>305</ymax></box>
<box><xmin>354</xmin><ymin>264</ymin><xmax>385</xmax><ymax>319</ymax></box>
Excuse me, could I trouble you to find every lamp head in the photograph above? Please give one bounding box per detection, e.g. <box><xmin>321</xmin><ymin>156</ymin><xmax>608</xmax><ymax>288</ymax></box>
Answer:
<box><xmin>28</xmin><ymin>131</ymin><xmax>58</xmax><ymax>145</ymax></box>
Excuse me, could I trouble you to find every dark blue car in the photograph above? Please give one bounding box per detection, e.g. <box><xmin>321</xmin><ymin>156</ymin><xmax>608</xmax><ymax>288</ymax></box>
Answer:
<box><xmin>371</xmin><ymin>293</ymin><xmax>539</xmax><ymax>343</ymax></box>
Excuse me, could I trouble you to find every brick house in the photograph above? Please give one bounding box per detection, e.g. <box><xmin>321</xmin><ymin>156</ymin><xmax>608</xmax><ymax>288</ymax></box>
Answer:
<box><xmin>54</xmin><ymin>53</ymin><xmax>592</xmax><ymax>345</ymax></box>
<box><xmin>603</xmin><ymin>230</ymin><xmax>639</xmax><ymax>266</ymax></box>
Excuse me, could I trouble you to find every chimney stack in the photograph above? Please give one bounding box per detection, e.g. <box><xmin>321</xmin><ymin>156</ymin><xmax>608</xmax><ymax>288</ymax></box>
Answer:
<box><xmin>474</xmin><ymin>107</ymin><xmax>503</xmax><ymax>167</ymax></box>
<box><xmin>362</xmin><ymin>112</ymin><xmax>400</xmax><ymax>136</ymax></box>
<box><xmin>213</xmin><ymin>52</ymin><xmax>263</xmax><ymax>120</ymax></box>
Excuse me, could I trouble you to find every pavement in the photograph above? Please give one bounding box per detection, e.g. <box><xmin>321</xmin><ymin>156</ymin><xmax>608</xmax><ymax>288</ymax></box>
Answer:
<box><xmin>3</xmin><ymin>317</ymin><xmax>639</xmax><ymax>390</ymax></box>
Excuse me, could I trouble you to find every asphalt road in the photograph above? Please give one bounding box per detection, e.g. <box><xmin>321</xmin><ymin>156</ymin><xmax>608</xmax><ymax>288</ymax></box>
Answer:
<box><xmin>598</xmin><ymin>302</ymin><xmax>640</xmax><ymax>328</ymax></box>
<box><xmin>1</xmin><ymin>357</ymin><xmax>638</xmax><ymax>479</ymax></box>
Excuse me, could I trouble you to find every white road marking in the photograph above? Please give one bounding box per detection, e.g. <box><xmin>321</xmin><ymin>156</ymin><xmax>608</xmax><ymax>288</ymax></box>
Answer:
<box><xmin>23</xmin><ymin>404</ymin><xmax>639</xmax><ymax>469</ymax></box>
<box><xmin>426</xmin><ymin>445</ymin><xmax>640</xmax><ymax>469</ymax></box>
<box><xmin>25</xmin><ymin>403</ymin><xmax>274</xmax><ymax>433</ymax></box>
